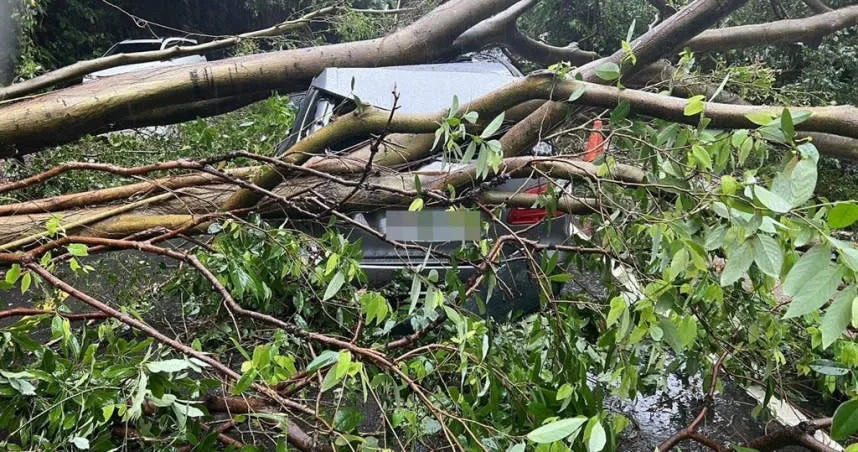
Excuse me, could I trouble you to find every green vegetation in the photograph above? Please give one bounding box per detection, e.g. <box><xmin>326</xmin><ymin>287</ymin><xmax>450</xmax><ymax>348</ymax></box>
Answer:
<box><xmin>1</xmin><ymin>94</ymin><xmax>295</xmax><ymax>201</ymax></box>
<box><xmin>4</xmin><ymin>0</ymin><xmax>858</xmax><ymax>450</ymax></box>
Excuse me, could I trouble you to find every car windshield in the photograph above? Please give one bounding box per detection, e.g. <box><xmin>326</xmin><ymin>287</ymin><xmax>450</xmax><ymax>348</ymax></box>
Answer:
<box><xmin>104</xmin><ymin>42</ymin><xmax>162</xmax><ymax>56</ymax></box>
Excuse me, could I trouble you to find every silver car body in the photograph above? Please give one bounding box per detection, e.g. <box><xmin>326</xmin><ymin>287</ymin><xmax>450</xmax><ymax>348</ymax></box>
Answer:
<box><xmin>286</xmin><ymin>60</ymin><xmax>577</xmax><ymax>317</ymax></box>
<box><xmin>83</xmin><ymin>38</ymin><xmax>207</xmax><ymax>82</ymax></box>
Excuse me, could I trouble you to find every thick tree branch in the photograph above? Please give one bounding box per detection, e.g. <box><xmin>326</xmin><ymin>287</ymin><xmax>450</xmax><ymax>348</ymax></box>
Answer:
<box><xmin>741</xmin><ymin>418</ymin><xmax>836</xmax><ymax>452</ymax></box>
<box><xmin>452</xmin><ymin>0</ymin><xmax>598</xmax><ymax>66</ymax></box>
<box><xmin>0</xmin><ymin>6</ymin><xmax>338</xmax><ymax>102</ymax></box>
<box><xmin>686</xmin><ymin>5</ymin><xmax>858</xmax><ymax>52</ymax></box>
<box><xmin>0</xmin><ymin>0</ymin><xmax>521</xmax><ymax>154</ymax></box>
<box><xmin>499</xmin><ymin>0</ymin><xmax>751</xmax><ymax>169</ymax></box>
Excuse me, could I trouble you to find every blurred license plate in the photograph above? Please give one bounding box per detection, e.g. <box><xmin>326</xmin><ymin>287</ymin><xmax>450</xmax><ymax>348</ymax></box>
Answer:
<box><xmin>386</xmin><ymin>210</ymin><xmax>481</xmax><ymax>242</ymax></box>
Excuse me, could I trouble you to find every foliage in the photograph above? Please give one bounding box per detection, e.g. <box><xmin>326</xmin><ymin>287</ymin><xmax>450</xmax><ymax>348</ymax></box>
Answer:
<box><xmin>0</xmin><ymin>314</ymin><xmax>216</xmax><ymax>451</ymax></box>
<box><xmin>12</xmin><ymin>0</ymin><xmax>327</xmax><ymax>75</ymax></box>
<box><xmin>6</xmin><ymin>91</ymin><xmax>858</xmax><ymax>450</ymax></box>
<box><xmin>0</xmin><ymin>94</ymin><xmax>295</xmax><ymax>201</ymax></box>
<box><xmin>6</xmin><ymin>0</ymin><xmax>858</xmax><ymax>450</ymax></box>
<box><xmin>334</xmin><ymin>6</ymin><xmax>399</xmax><ymax>42</ymax></box>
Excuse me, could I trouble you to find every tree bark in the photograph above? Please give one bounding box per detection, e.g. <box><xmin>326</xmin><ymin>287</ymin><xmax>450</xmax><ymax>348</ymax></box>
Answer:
<box><xmin>0</xmin><ymin>6</ymin><xmax>338</xmax><ymax>102</ymax></box>
<box><xmin>0</xmin><ymin>0</ymin><xmax>520</xmax><ymax>155</ymax></box>
<box><xmin>686</xmin><ymin>5</ymin><xmax>858</xmax><ymax>52</ymax></box>
<box><xmin>498</xmin><ymin>0</ymin><xmax>752</xmax><ymax>167</ymax></box>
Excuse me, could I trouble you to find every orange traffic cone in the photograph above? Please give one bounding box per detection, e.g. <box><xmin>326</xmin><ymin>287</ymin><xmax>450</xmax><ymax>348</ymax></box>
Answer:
<box><xmin>583</xmin><ymin>120</ymin><xmax>605</xmax><ymax>162</ymax></box>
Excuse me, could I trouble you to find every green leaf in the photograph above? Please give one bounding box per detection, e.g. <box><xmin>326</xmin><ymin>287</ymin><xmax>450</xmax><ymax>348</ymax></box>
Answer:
<box><xmin>625</xmin><ymin>18</ymin><xmax>637</xmax><ymax>42</ymax></box>
<box><xmin>527</xmin><ymin>416</ymin><xmax>588</xmax><ymax>443</ymax></box>
<box><xmin>720</xmin><ymin>240</ymin><xmax>754</xmax><ymax>286</ymax></box>
<box><xmin>829</xmin><ymin>203</ymin><xmax>858</xmax><ymax>229</ymax></box>
<box><xmin>462</xmin><ymin>111</ymin><xmax>479</xmax><ymax>124</ymax></box>
<box><xmin>684</xmin><ymin>95</ymin><xmax>705</xmax><ymax>116</ymax></box>
<box><xmin>102</xmin><ymin>404</ymin><xmax>115</xmax><ymax>421</ymax></box>
<box><xmin>783</xmin><ymin>248</ymin><xmax>843</xmax><ymax>319</ymax></box>
<box><xmin>172</xmin><ymin>402</ymin><xmax>204</xmax><ymax>418</ymax></box>
<box><xmin>506</xmin><ymin>444</ymin><xmax>526</xmax><ymax>452</ymax></box>
<box><xmin>1</xmin><ymin>371</ymin><xmax>36</xmax><ymax>396</ymax></box>
<box><xmin>421</xmin><ymin>417</ymin><xmax>442</xmax><ymax>435</ymax></box>
<box><xmin>811</xmin><ymin>360</ymin><xmax>849</xmax><ymax>376</ymax></box>
<box><xmin>780</xmin><ymin>108</ymin><xmax>794</xmax><ymax>141</ymax></box>
<box><xmin>771</xmin><ymin>157</ymin><xmax>817</xmax><ymax>208</ymax></box>
<box><xmin>568</xmin><ymin>85</ymin><xmax>587</xmax><ymax>102</ymax></box>
<box><xmin>335</xmin><ymin>351</ymin><xmax>352</xmax><ymax>379</ymax></box>
<box><xmin>745</xmin><ymin>111</ymin><xmax>776</xmax><ymax>126</ymax></box>
<box><xmin>461</xmin><ymin>141</ymin><xmax>477</xmax><ymax>162</ymax></box>
<box><xmin>66</xmin><ymin>243</ymin><xmax>89</xmax><ymax>257</ymax></box>
<box><xmin>611</xmin><ymin>99</ymin><xmax>630</xmax><ymax>123</ymax></box>
<box><xmin>853</xmin><ymin>296</ymin><xmax>858</xmax><ymax>329</ymax></box>
<box><xmin>408</xmin><ymin>198</ymin><xmax>424</xmax><ymax>212</ymax></box>
<box><xmin>783</xmin><ymin>245</ymin><xmax>830</xmax><ymax>296</ymax></box>
<box><xmin>754</xmin><ymin>186</ymin><xmax>791</xmax><ymax>213</ymax></box>
<box><xmin>691</xmin><ymin>144</ymin><xmax>711</xmax><ymax>170</ymax></box>
<box><xmin>323</xmin><ymin>271</ymin><xmax>345</xmax><ymax>301</ymax></box>
<box><xmin>409</xmin><ymin>275</ymin><xmax>421</xmax><ymax>315</ymax></box>
<box><xmin>753</xmin><ymin>235</ymin><xmax>783</xmax><ymax>278</ymax></box>
<box><xmin>360</xmin><ymin>292</ymin><xmax>389</xmax><ymax>326</ymax></box>
<box><xmin>449</xmin><ymin>95</ymin><xmax>459</xmax><ymax>116</ymax></box>
<box><xmin>232</xmin><ymin>369</ymin><xmax>256</xmax><ymax>395</ymax></box>
<box><xmin>832</xmin><ymin>399</ymin><xmax>858</xmax><ymax>441</ymax></box>
<box><xmin>481</xmin><ymin>112</ymin><xmax>505</xmax><ymax>138</ymax></box>
<box><xmin>20</xmin><ymin>272</ymin><xmax>31</xmax><ymax>294</ymax></box>
<box><xmin>662</xmin><ymin>316</ymin><xmax>698</xmax><ymax>351</ymax></box>
<box><xmin>127</xmin><ymin>372</ymin><xmax>148</xmax><ymax>419</ymax></box>
<box><xmin>5</xmin><ymin>264</ymin><xmax>21</xmax><ymax>284</ymax></box>
<box><xmin>821</xmin><ymin>286</ymin><xmax>856</xmax><ymax>349</ymax></box>
<box><xmin>334</xmin><ymin>407</ymin><xmax>364</xmax><ymax>432</ymax></box>
<box><xmin>147</xmin><ymin>359</ymin><xmax>191</xmax><ymax>374</ymax></box>
<box><xmin>833</xmin><ymin>239</ymin><xmax>858</xmax><ymax>271</ymax></box>
<box><xmin>556</xmin><ymin>383</ymin><xmax>574</xmax><ymax>400</ymax></box>
<box><xmin>595</xmin><ymin>62</ymin><xmax>621</xmax><ymax>81</ymax></box>
<box><xmin>252</xmin><ymin>344</ymin><xmax>271</xmax><ymax>370</ymax></box>
<box><xmin>306</xmin><ymin>350</ymin><xmax>339</xmax><ymax>373</ymax></box>
<box><xmin>71</xmin><ymin>437</ymin><xmax>90</xmax><ymax>450</ymax></box>
<box><xmin>321</xmin><ymin>367</ymin><xmax>341</xmax><ymax>392</ymax></box>
<box><xmin>606</xmin><ymin>297</ymin><xmax>626</xmax><ymax>327</ymax></box>
<box><xmin>587</xmin><ymin>419</ymin><xmax>607</xmax><ymax>452</ymax></box>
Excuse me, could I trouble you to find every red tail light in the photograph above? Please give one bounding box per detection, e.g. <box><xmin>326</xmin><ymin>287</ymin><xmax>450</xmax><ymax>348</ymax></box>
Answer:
<box><xmin>583</xmin><ymin>119</ymin><xmax>605</xmax><ymax>162</ymax></box>
<box><xmin>507</xmin><ymin>184</ymin><xmax>563</xmax><ymax>225</ymax></box>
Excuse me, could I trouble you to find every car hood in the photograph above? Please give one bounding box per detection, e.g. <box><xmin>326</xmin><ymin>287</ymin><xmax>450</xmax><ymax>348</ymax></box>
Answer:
<box><xmin>310</xmin><ymin>63</ymin><xmax>518</xmax><ymax>114</ymax></box>
<box><xmin>85</xmin><ymin>56</ymin><xmax>207</xmax><ymax>80</ymax></box>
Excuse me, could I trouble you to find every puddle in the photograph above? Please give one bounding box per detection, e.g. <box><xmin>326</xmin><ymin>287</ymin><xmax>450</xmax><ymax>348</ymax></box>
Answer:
<box><xmin>617</xmin><ymin>374</ymin><xmax>776</xmax><ymax>450</ymax></box>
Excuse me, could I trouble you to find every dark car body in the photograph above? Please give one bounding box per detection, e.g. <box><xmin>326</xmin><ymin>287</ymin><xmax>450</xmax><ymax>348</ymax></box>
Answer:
<box><xmin>284</xmin><ymin>58</ymin><xmax>575</xmax><ymax>318</ymax></box>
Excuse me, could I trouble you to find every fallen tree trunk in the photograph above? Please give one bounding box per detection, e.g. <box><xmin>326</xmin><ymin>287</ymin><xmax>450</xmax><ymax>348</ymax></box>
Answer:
<box><xmin>4</xmin><ymin>70</ymin><xmax>858</xmax><ymax>242</ymax></box>
<box><xmin>686</xmin><ymin>4</ymin><xmax>858</xmax><ymax>52</ymax></box>
<box><xmin>0</xmin><ymin>6</ymin><xmax>338</xmax><ymax>102</ymax></box>
<box><xmin>0</xmin><ymin>0</ymin><xmax>519</xmax><ymax>155</ymax></box>
<box><xmin>0</xmin><ymin>154</ymin><xmax>639</xmax><ymax>244</ymax></box>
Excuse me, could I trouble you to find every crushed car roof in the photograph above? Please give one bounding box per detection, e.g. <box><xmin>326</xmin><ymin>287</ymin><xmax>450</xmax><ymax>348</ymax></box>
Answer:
<box><xmin>310</xmin><ymin>61</ymin><xmax>519</xmax><ymax>113</ymax></box>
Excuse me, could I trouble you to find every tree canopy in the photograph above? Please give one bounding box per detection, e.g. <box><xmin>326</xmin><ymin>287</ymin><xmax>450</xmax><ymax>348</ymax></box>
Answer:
<box><xmin>1</xmin><ymin>0</ymin><xmax>858</xmax><ymax>450</ymax></box>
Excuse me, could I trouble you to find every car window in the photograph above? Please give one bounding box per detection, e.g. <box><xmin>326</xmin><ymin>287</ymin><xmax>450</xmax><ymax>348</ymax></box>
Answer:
<box><xmin>104</xmin><ymin>42</ymin><xmax>162</xmax><ymax>56</ymax></box>
<box><xmin>161</xmin><ymin>39</ymin><xmax>196</xmax><ymax>50</ymax></box>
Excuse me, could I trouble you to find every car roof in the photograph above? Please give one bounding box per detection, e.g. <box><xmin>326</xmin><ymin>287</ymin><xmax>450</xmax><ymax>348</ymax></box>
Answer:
<box><xmin>117</xmin><ymin>38</ymin><xmax>197</xmax><ymax>44</ymax></box>
<box><xmin>310</xmin><ymin>61</ymin><xmax>519</xmax><ymax>114</ymax></box>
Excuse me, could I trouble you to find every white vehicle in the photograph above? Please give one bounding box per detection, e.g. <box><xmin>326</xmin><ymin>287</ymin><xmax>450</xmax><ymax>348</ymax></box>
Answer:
<box><xmin>83</xmin><ymin>38</ymin><xmax>207</xmax><ymax>82</ymax></box>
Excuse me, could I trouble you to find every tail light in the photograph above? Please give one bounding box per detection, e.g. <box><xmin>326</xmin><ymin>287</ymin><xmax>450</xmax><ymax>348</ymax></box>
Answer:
<box><xmin>583</xmin><ymin>119</ymin><xmax>605</xmax><ymax>162</ymax></box>
<box><xmin>507</xmin><ymin>184</ymin><xmax>563</xmax><ymax>225</ymax></box>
